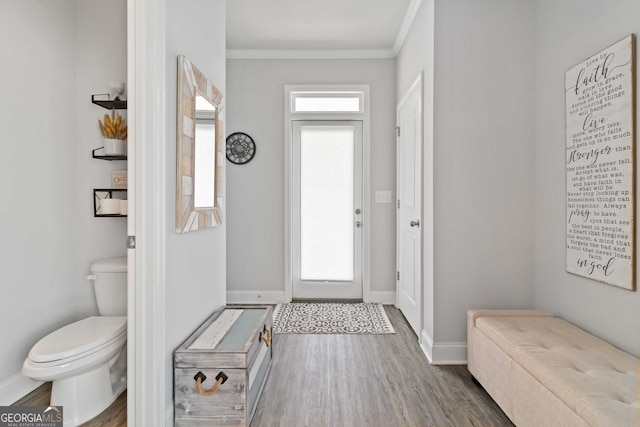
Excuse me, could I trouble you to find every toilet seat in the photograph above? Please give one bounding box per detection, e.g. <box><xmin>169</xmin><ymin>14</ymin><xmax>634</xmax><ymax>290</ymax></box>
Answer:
<box><xmin>29</xmin><ymin>316</ymin><xmax>126</xmax><ymax>365</ymax></box>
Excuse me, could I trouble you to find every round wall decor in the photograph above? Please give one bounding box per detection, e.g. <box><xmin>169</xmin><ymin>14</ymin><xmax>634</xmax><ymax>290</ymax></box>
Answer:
<box><xmin>226</xmin><ymin>132</ymin><xmax>256</xmax><ymax>165</ymax></box>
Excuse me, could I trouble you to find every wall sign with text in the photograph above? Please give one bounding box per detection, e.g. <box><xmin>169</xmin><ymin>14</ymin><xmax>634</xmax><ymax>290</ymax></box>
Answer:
<box><xmin>565</xmin><ymin>34</ymin><xmax>636</xmax><ymax>291</ymax></box>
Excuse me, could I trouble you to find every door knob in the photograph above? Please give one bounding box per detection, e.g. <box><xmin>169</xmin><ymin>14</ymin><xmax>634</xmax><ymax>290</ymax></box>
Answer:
<box><xmin>355</xmin><ymin>221</ymin><xmax>362</xmax><ymax>228</ymax></box>
<box><xmin>410</xmin><ymin>220</ymin><xmax>420</xmax><ymax>228</ymax></box>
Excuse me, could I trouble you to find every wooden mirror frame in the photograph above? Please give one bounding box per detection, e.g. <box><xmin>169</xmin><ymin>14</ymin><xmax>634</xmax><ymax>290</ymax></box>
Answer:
<box><xmin>176</xmin><ymin>55</ymin><xmax>224</xmax><ymax>233</ymax></box>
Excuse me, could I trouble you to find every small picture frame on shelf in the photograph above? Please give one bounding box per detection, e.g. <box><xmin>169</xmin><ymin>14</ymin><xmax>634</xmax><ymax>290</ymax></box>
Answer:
<box><xmin>112</xmin><ymin>170</ymin><xmax>128</xmax><ymax>189</ymax></box>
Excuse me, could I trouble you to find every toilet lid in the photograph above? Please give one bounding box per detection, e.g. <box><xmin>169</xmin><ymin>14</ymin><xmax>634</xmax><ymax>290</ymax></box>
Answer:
<box><xmin>30</xmin><ymin>316</ymin><xmax>126</xmax><ymax>363</ymax></box>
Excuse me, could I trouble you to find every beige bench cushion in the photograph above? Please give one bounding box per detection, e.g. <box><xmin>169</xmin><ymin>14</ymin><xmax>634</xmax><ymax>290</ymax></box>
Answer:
<box><xmin>476</xmin><ymin>316</ymin><xmax>639</xmax><ymax>427</ymax></box>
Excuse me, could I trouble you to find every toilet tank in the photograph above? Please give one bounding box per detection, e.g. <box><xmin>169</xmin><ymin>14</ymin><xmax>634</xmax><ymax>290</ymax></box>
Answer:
<box><xmin>90</xmin><ymin>257</ymin><xmax>127</xmax><ymax>316</ymax></box>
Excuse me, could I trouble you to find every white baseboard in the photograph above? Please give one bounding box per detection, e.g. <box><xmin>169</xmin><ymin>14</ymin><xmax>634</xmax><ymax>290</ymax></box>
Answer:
<box><xmin>420</xmin><ymin>330</ymin><xmax>467</xmax><ymax>365</ymax></box>
<box><xmin>366</xmin><ymin>291</ymin><xmax>396</xmax><ymax>304</ymax></box>
<box><xmin>166</xmin><ymin>401</ymin><xmax>174</xmax><ymax>426</ymax></box>
<box><xmin>227</xmin><ymin>290</ymin><xmax>394</xmax><ymax>305</ymax></box>
<box><xmin>226</xmin><ymin>290</ymin><xmax>286</xmax><ymax>305</ymax></box>
<box><xmin>432</xmin><ymin>341</ymin><xmax>467</xmax><ymax>364</ymax></box>
<box><xmin>420</xmin><ymin>330</ymin><xmax>434</xmax><ymax>363</ymax></box>
<box><xmin>0</xmin><ymin>372</ymin><xmax>44</xmax><ymax>406</ymax></box>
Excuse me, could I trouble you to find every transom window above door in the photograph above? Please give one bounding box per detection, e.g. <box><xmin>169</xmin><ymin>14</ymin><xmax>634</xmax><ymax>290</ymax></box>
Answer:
<box><xmin>290</xmin><ymin>92</ymin><xmax>364</xmax><ymax>113</ymax></box>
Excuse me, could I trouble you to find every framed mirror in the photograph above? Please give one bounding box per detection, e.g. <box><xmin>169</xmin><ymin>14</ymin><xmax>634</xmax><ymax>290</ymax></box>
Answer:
<box><xmin>176</xmin><ymin>55</ymin><xmax>224</xmax><ymax>233</ymax></box>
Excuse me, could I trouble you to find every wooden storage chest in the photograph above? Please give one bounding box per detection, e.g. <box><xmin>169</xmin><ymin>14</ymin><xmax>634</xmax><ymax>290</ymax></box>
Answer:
<box><xmin>174</xmin><ymin>306</ymin><xmax>273</xmax><ymax>426</ymax></box>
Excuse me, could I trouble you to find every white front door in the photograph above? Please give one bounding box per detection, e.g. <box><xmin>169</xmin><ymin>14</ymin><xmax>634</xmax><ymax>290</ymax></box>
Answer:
<box><xmin>292</xmin><ymin>121</ymin><xmax>363</xmax><ymax>300</ymax></box>
<box><xmin>396</xmin><ymin>79</ymin><xmax>422</xmax><ymax>335</ymax></box>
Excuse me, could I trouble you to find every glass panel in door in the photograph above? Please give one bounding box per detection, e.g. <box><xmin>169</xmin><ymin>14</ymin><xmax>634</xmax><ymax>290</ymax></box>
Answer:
<box><xmin>300</xmin><ymin>126</ymin><xmax>355</xmax><ymax>281</ymax></box>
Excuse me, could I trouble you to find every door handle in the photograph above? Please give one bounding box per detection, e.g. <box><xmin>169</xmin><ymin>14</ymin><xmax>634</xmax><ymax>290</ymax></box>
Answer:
<box><xmin>410</xmin><ymin>220</ymin><xmax>420</xmax><ymax>228</ymax></box>
<box><xmin>355</xmin><ymin>221</ymin><xmax>362</xmax><ymax>228</ymax></box>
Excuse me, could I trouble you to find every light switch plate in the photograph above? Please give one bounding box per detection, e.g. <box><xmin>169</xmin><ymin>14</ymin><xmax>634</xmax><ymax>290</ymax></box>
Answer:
<box><xmin>375</xmin><ymin>191</ymin><xmax>392</xmax><ymax>204</ymax></box>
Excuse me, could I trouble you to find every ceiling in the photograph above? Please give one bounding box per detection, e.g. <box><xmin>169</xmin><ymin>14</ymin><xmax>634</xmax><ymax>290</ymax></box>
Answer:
<box><xmin>226</xmin><ymin>0</ymin><xmax>413</xmax><ymax>51</ymax></box>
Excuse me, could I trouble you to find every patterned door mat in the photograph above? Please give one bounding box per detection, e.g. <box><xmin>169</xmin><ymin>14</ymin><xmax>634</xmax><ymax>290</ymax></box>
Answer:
<box><xmin>272</xmin><ymin>303</ymin><xmax>395</xmax><ymax>334</ymax></box>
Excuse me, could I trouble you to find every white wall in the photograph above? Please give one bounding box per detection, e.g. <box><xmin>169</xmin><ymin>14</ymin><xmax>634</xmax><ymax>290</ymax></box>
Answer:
<box><xmin>398</xmin><ymin>0</ymin><xmax>537</xmax><ymax>360</ymax></box>
<box><xmin>432</xmin><ymin>0</ymin><xmax>537</xmax><ymax>346</ymax></box>
<box><xmin>534</xmin><ymin>0</ymin><xmax>640</xmax><ymax>357</ymax></box>
<box><xmin>164</xmin><ymin>0</ymin><xmax>227</xmax><ymax>410</ymax></box>
<box><xmin>75</xmin><ymin>0</ymin><xmax>128</xmax><ymax>317</ymax></box>
<box><xmin>226</xmin><ymin>59</ymin><xmax>397</xmax><ymax>302</ymax></box>
<box><xmin>0</xmin><ymin>0</ymin><xmax>78</xmax><ymax>403</ymax></box>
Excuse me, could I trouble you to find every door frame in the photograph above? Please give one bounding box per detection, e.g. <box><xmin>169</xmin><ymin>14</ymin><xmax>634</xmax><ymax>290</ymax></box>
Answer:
<box><xmin>395</xmin><ymin>73</ymin><xmax>423</xmax><ymax>331</ymax></box>
<box><xmin>284</xmin><ymin>84</ymin><xmax>371</xmax><ymax>302</ymax></box>
<box><xmin>128</xmin><ymin>0</ymin><xmax>167</xmax><ymax>425</ymax></box>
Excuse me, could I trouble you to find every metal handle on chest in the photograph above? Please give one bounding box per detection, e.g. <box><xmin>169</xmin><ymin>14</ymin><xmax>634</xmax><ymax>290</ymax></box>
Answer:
<box><xmin>260</xmin><ymin>326</ymin><xmax>272</xmax><ymax>348</ymax></box>
<box><xmin>194</xmin><ymin>371</ymin><xmax>228</xmax><ymax>396</ymax></box>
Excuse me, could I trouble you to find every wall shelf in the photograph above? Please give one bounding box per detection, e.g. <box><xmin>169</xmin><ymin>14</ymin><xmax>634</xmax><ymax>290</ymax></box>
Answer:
<box><xmin>92</xmin><ymin>147</ymin><xmax>127</xmax><ymax>161</ymax></box>
<box><xmin>91</xmin><ymin>94</ymin><xmax>127</xmax><ymax>110</ymax></box>
<box><xmin>94</xmin><ymin>189</ymin><xmax>128</xmax><ymax>218</ymax></box>
<box><xmin>91</xmin><ymin>93</ymin><xmax>128</xmax><ymax>217</ymax></box>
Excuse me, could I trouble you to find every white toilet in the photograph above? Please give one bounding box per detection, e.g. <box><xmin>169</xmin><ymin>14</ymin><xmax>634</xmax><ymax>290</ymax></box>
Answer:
<box><xmin>22</xmin><ymin>257</ymin><xmax>127</xmax><ymax>426</ymax></box>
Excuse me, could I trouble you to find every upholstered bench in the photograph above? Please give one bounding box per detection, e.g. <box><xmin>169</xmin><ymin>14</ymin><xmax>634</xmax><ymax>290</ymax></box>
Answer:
<box><xmin>467</xmin><ymin>310</ymin><xmax>639</xmax><ymax>427</ymax></box>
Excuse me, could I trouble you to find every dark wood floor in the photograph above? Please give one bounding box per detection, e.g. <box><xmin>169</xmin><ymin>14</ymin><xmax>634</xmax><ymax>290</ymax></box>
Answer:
<box><xmin>12</xmin><ymin>382</ymin><xmax>126</xmax><ymax>427</ymax></box>
<box><xmin>14</xmin><ymin>306</ymin><xmax>511</xmax><ymax>427</ymax></box>
<box><xmin>251</xmin><ymin>306</ymin><xmax>513</xmax><ymax>427</ymax></box>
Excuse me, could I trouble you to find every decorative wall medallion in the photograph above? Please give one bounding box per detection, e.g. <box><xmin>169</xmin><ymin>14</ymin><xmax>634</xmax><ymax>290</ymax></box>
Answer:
<box><xmin>226</xmin><ymin>132</ymin><xmax>256</xmax><ymax>164</ymax></box>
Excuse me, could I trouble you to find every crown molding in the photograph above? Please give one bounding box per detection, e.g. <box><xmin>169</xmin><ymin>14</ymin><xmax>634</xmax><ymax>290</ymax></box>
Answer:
<box><xmin>226</xmin><ymin>48</ymin><xmax>397</xmax><ymax>60</ymax></box>
<box><xmin>393</xmin><ymin>0</ymin><xmax>423</xmax><ymax>54</ymax></box>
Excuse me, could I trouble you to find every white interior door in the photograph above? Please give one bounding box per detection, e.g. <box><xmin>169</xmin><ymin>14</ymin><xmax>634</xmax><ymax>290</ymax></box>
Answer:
<box><xmin>397</xmin><ymin>80</ymin><xmax>422</xmax><ymax>335</ymax></box>
<box><xmin>292</xmin><ymin>121</ymin><xmax>363</xmax><ymax>300</ymax></box>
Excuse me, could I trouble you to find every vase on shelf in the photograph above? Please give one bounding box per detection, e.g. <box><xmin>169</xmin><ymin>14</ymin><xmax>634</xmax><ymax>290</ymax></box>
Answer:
<box><xmin>104</xmin><ymin>138</ymin><xmax>126</xmax><ymax>156</ymax></box>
